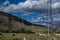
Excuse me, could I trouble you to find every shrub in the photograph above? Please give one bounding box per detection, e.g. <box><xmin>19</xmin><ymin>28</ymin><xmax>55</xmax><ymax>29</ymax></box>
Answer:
<box><xmin>20</xmin><ymin>28</ymin><xmax>34</xmax><ymax>33</ymax></box>
<box><xmin>0</xmin><ymin>32</ymin><xmax>3</xmax><ymax>36</ymax></box>
<box><xmin>13</xmin><ymin>38</ymin><xmax>20</xmax><ymax>40</ymax></box>
<box><xmin>12</xmin><ymin>34</ymin><xmax>16</xmax><ymax>36</ymax></box>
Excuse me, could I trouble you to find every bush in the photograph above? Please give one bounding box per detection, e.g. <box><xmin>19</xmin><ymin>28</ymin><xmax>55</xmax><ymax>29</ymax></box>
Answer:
<box><xmin>13</xmin><ymin>39</ymin><xmax>19</xmax><ymax>40</ymax></box>
<box><xmin>12</xmin><ymin>34</ymin><xmax>16</xmax><ymax>36</ymax></box>
<box><xmin>20</xmin><ymin>28</ymin><xmax>34</xmax><ymax>33</ymax></box>
<box><xmin>0</xmin><ymin>32</ymin><xmax>3</xmax><ymax>36</ymax></box>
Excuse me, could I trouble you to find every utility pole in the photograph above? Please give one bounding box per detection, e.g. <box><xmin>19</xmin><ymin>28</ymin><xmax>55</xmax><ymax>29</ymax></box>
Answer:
<box><xmin>31</xmin><ymin>16</ymin><xmax>34</xmax><ymax>30</ymax></box>
<box><xmin>47</xmin><ymin>0</ymin><xmax>52</xmax><ymax>35</ymax></box>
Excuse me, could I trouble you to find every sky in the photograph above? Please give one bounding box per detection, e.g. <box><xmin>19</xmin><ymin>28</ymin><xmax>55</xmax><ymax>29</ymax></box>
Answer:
<box><xmin>0</xmin><ymin>0</ymin><xmax>60</xmax><ymax>26</ymax></box>
<box><xmin>0</xmin><ymin>0</ymin><xmax>26</xmax><ymax>4</ymax></box>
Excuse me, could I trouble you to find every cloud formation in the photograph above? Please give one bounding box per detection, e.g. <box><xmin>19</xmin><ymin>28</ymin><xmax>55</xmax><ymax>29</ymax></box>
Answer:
<box><xmin>0</xmin><ymin>0</ymin><xmax>60</xmax><ymax>13</ymax></box>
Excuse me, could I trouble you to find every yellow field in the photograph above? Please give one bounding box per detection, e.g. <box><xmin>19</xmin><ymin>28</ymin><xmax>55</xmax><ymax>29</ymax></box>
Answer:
<box><xmin>0</xmin><ymin>33</ymin><xmax>60</xmax><ymax>40</ymax></box>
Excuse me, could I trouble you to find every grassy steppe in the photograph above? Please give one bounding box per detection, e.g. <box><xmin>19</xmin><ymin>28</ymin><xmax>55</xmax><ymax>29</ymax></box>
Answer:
<box><xmin>0</xmin><ymin>33</ymin><xmax>60</xmax><ymax>40</ymax></box>
<box><xmin>0</xmin><ymin>11</ymin><xmax>60</xmax><ymax>40</ymax></box>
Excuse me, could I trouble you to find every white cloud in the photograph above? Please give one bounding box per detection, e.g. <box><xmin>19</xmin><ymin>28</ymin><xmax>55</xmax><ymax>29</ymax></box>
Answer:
<box><xmin>52</xmin><ymin>2</ymin><xmax>60</xmax><ymax>9</ymax></box>
<box><xmin>0</xmin><ymin>0</ymin><xmax>60</xmax><ymax>13</ymax></box>
<box><xmin>37</xmin><ymin>17</ymin><xmax>41</xmax><ymax>20</ymax></box>
<box><xmin>53</xmin><ymin>18</ymin><xmax>60</xmax><ymax>21</ymax></box>
<box><xmin>3</xmin><ymin>1</ymin><xmax>10</xmax><ymax>6</ymax></box>
<box><xmin>0</xmin><ymin>0</ymin><xmax>47</xmax><ymax>13</ymax></box>
<box><xmin>3</xmin><ymin>4</ymin><xmax>16</xmax><ymax>12</ymax></box>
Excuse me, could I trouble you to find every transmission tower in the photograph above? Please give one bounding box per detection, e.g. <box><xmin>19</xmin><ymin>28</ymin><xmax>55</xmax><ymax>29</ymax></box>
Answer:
<box><xmin>47</xmin><ymin>0</ymin><xmax>52</xmax><ymax>35</ymax></box>
<box><xmin>31</xmin><ymin>16</ymin><xmax>35</xmax><ymax>30</ymax></box>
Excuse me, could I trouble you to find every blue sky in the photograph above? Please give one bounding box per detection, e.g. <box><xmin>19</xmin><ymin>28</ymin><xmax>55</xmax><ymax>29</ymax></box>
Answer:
<box><xmin>0</xmin><ymin>0</ymin><xmax>60</xmax><ymax>26</ymax></box>
<box><xmin>0</xmin><ymin>0</ymin><xmax>26</xmax><ymax>4</ymax></box>
<box><xmin>0</xmin><ymin>0</ymin><xmax>45</xmax><ymax>22</ymax></box>
<box><xmin>0</xmin><ymin>0</ymin><xmax>41</xmax><ymax>21</ymax></box>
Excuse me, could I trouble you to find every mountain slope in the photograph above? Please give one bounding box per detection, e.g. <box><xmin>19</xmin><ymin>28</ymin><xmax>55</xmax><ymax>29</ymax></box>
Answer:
<box><xmin>0</xmin><ymin>11</ymin><xmax>46</xmax><ymax>26</ymax></box>
<box><xmin>0</xmin><ymin>11</ymin><xmax>57</xmax><ymax>33</ymax></box>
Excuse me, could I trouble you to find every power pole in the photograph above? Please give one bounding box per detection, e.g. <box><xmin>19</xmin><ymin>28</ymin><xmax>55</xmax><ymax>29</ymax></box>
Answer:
<box><xmin>47</xmin><ymin>0</ymin><xmax>52</xmax><ymax>35</ymax></box>
<box><xmin>31</xmin><ymin>16</ymin><xmax>34</xmax><ymax>30</ymax></box>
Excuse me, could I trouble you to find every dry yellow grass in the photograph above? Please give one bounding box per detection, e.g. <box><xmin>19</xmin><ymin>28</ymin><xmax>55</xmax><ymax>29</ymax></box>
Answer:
<box><xmin>0</xmin><ymin>33</ymin><xmax>60</xmax><ymax>40</ymax></box>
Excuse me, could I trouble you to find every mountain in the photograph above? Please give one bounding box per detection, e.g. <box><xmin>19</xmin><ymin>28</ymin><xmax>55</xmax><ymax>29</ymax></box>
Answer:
<box><xmin>0</xmin><ymin>11</ymin><xmax>59</xmax><ymax>33</ymax></box>
<box><xmin>0</xmin><ymin>11</ymin><xmax>46</xmax><ymax>26</ymax></box>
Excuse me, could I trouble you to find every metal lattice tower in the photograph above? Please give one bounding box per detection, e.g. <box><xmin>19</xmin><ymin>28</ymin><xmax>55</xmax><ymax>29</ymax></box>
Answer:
<box><xmin>47</xmin><ymin>0</ymin><xmax>52</xmax><ymax>35</ymax></box>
